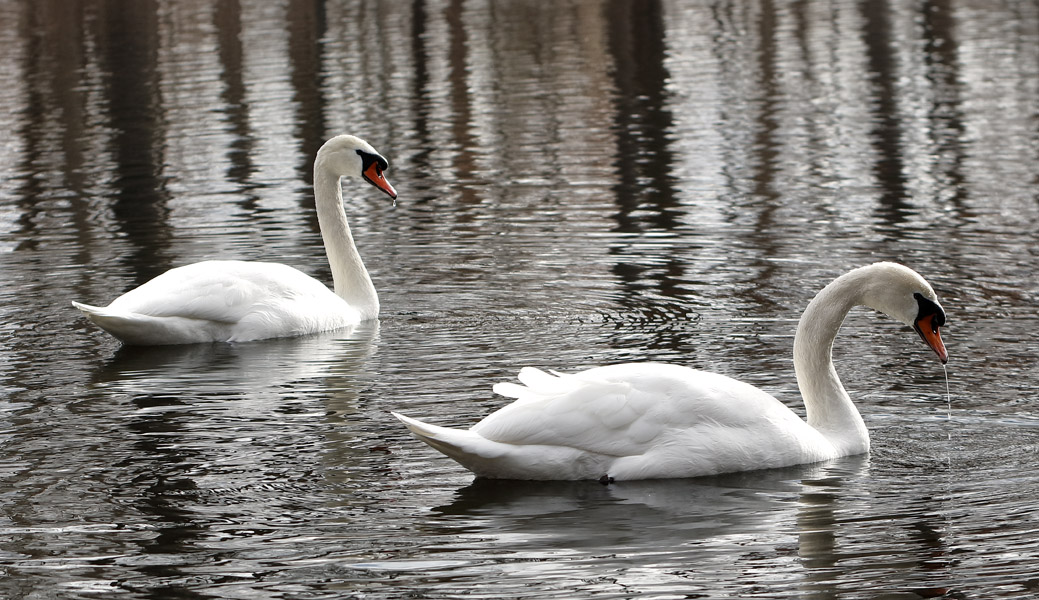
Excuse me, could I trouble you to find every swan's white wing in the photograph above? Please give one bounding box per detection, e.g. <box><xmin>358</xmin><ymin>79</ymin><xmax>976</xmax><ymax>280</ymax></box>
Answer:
<box><xmin>107</xmin><ymin>260</ymin><xmax>334</xmax><ymax>322</ymax></box>
<box><xmin>478</xmin><ymin>363</ymin><xmax>809</xmax><ymax>460</ymax></box>
<box><xmin>77</xmin><ymin>260</ymin><xmax>357</xmax><ymax>344</ymax></box>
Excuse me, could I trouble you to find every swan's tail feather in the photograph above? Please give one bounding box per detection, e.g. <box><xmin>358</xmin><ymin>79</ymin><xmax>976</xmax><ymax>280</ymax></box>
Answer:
<box><xmin>71</xmin><ymin>300</ymin><xmax>105</xmax><ymax>315</ymax></box>
<box><xmin>72</xmin><ymin>301</ymin><xmax>134</xmax><ymax>335</ymax></box>
<box><xmin>72</xmin><ymin>300</ymin><xmax>221</xmax><ymax>345</ymax></box>
<box><xmin>72</xmin><ymin>301</ymin><xmax>143</xmax><ymax>343</ymax></box>
<box><xmin>393</xmin><ymin>411</ymin><xmax>611</xmax><ymax>480</ymax></box>
<box><xmin>392</xmin><ymin>412</ymin><xmax>514</xmax><ymax>475</ymax></box>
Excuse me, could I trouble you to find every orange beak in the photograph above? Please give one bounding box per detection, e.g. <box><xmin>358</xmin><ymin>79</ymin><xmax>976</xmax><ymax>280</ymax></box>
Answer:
<box><xmin>363</xmin><ymin>162</ymin><xmax>397</xmax><ymax>200</ymax></box>
<box><xmin>914</xmin><ymin>313</ymin><xmax>948</xmax><ymax>364</ymax></box>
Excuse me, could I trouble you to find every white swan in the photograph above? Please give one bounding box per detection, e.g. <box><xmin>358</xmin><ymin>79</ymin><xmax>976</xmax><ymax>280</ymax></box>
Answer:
<box><xmin>394</xmin><ymin>262</ymin><xmax>949</xmax><ymax>481</ymax></box>
<box><xmin>73</xmin><ymin>134</ymin><xmax>396</xmax><ymax>345</ymax></box>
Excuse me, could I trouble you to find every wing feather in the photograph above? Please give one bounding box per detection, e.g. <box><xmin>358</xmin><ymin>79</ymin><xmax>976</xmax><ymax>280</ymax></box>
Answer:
<box><xmin>109</xmin><ymin>260</ymin><xmax>335</xmax><ymax>324</ymax></box>
<box><xmin>473</xmin><ymin>363</ymin><xmax>798</xmax><ymax>459</ymax></box>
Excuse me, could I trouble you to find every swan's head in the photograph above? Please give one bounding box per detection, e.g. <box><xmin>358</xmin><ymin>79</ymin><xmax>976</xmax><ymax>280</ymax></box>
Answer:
<box><xmin>317</xmin><ymin>134</ymin><xmax>397</xmax><ymax>200</ymax></box>
<box><xmin>858</xmin><ymin>262</ymin><xmax>948</xmax><ymax>364</ymax></box>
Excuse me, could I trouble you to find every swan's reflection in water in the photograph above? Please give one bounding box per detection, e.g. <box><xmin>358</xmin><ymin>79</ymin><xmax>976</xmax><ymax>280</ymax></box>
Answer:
<box><xmin>79</xmin><ymin>324</ymin><xmax>382</xmax><ymax>572</ymax></box>
<box><xmin>381</xmin><ymin>455</ymin><xmax>957</xmax><ymax>596</ymax></box>
<box><xmin>91</xmin><ymin>321</ymin><xmax>379</xmax><ymax>400</ymax></box>
<box><xmin>431</xmin><ymin>456</ymin><xmax>869</xmax><ymax>550</ymax></box>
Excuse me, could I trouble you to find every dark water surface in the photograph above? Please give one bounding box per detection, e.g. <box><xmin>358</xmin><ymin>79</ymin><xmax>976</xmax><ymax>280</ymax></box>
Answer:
<box><xmin>2</xmin><ymin>0</ymin><xmax>1038</xmax><ymax>598</ymax></box>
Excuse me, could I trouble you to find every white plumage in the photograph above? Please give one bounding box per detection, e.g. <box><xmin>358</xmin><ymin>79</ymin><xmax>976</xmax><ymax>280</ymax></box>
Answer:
<box><xmin>73</xmin><ymin>135</ymin><xmax>396</xmax><ymax>345</ymax></box>
<box><xmin>395</xmin><ymin>263</ymin><xmax>949</xmax><ymax>481</ymax></box>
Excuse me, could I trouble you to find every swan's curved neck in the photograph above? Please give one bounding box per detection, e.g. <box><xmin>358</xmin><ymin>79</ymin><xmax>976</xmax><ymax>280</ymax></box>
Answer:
<box><xmin>793</xmin><ymin>271</ymin><xmax>870</xmax><ymax>455</ymax></box>
<box><xmin>313</xmin><ymin>166</ymin><xmax>379</xmax><ymax>320</ymax></box>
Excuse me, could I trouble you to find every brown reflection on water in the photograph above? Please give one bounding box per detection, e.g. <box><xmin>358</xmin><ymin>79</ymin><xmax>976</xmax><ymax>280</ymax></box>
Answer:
<box><xmin>103</xmin><ymin>0</ymin><xmax>173</xmax><ymax>283</ymax></box>
<box><xmin>607</xmin><ymin>0</ymin><xmax>687</xmax><ymax>316</ymax></box>
<box><xmin>214</xmin><ymin>0</ymin><xmax>261</xmax><ymax>214</ymax></box>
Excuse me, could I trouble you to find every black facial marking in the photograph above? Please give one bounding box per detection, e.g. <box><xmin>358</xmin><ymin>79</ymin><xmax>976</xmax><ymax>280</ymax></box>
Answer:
<box><xmin>356</xmin><ymin>149</ymin><xmax>388</xmax><ymax>173</ymax></box>
<box><xmin>913</xmin><ymin>292</ymin><xmax>946</xmax><ymax>332</ymax></box>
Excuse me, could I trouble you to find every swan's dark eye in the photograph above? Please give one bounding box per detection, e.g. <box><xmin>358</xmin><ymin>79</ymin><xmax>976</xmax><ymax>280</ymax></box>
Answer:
<box><xmin>913</xmin><ymin>292</ymin><xmax>945</xmax><ymax>330</ymax></box>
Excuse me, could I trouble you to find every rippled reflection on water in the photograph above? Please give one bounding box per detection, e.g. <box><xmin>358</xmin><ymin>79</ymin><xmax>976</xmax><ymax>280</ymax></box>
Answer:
<box><xmin>2</xmin><ymin>0</ymin><xmax>1039</xmax><ymax>598</ymax></box>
